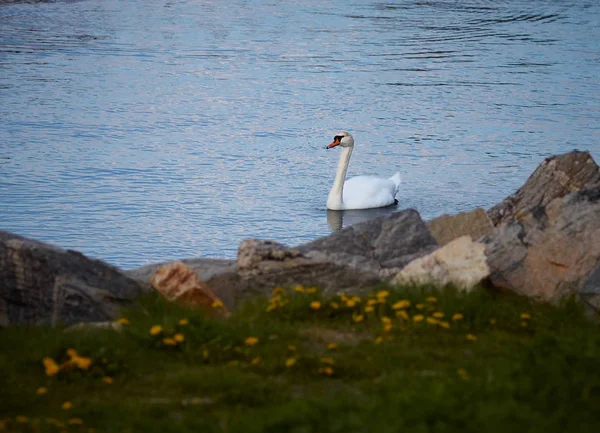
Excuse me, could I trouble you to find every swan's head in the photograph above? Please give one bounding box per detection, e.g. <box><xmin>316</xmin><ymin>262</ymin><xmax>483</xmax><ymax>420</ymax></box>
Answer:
<box><xmin>326</xmin><ymin>131</ymin><xmax>354</xmax><ymax>149</ymax></box>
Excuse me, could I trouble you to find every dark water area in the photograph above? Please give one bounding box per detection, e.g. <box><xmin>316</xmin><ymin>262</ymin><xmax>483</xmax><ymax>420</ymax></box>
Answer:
<box><xmin>1</xmin><ymin>0</ymin><xmax>599</xmax><ymax>268</ymax></box>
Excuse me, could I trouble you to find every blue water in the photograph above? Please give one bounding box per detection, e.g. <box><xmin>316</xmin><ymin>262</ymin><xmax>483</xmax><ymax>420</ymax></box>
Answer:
<box><xmin>1</xmin><ymin>0</ymin><xmax>599</xmax><ymax>269</ymax></box>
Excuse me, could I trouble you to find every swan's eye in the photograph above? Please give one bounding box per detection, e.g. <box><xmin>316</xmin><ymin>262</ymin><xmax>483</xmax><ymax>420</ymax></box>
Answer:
<box><xmin>333</xmin><ymin>135</ymin><xmax>343</xmax><ymax>142</ymax></box>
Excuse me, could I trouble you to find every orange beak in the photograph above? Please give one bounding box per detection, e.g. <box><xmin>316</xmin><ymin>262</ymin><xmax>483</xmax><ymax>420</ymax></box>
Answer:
<box><xmin>326</xmin><ymin>138</ymin><xmax>341</xmax><ymax>149</ymax></box>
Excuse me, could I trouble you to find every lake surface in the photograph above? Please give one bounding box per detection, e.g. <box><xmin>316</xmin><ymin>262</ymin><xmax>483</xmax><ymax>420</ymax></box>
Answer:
<box><xmin>1</xmin><ymin>0</ymin><xmax>599</xmax><ymax>269</ymax></box>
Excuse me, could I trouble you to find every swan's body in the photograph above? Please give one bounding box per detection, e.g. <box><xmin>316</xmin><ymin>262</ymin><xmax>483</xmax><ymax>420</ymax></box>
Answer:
<box><xmin>326</xmin><ymin>131</ymin><xmax>401</xmax><ymax>210</ymax></box>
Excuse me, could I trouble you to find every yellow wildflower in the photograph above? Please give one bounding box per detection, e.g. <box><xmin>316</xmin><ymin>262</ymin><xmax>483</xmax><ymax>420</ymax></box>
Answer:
<box><xmin>367</xmin><ymin>299</ymin><xmax>378</xmax><ymax>306</ymax></box>
<box><xmin>16</xmin><ymin>416</ymin><xmax>28</xmax><ymax>424</ymax></box>
<box><xmin>149</xmin><ymin>325</ymin><xmax>162</xmax><ymax>336</ymax></box>
<box><xmin>374</xmin><ymin>336</ymin><xmax>383</xmax><ymax>345</ymax></box>
<box><xmin>73</xmin><ymin>356</ymin><xmax>92</xmax><ymax>370</ymax></box>
<box><xmin>340</xmin><ymin>295</ymin><xmax>349</xmax><ymax>302</ymax></box>
<box><xmin>426</xmin><ymin>296</ymin><xmax>437</xmax><ymax>303</ymax></box>
<box><xmin>320</xmin><ymin>357</ymin><xmax>335</xmax><ymax>365</ymax></box>
<box><xmin>396</xmin><ymin>310</ymin><xmax>409</xmax><ymax>320</ymax></box>
<box><xmin>415</xmin><ymin>303</ymin><xmax>425</xmax><ymax>310</ymax></box>
<box><xmin>330</xmin><ymin>302</ymin><xmax>339</xmax><ymax>309</ymax></box>
<box><xmin>43</xmin><ymin>357</ymin><xmax>60</xmax><ymax>376</ymax></box>
<box><xmin>438</xmin><ymin>321</ymin><xmax>450</xmax><ymax>329</ymax></box>
<box><xmin>318</xmin><ymin>366</ymin><xmax>334</xmax><ymax>376</ymax></box>
<box><xmin>285</xmin><ymin>358</ymin><xmax>297</xmax><ymax>368</ymax></box>
<box><xmin>174</xmin><ymin>333</ymin><xmax>185</xmax><ymax>343</ymax></box>
<box><xmin>381</xmin><ymin>316</ymin><xmax>392</xmax><ymax>325</ymax></box>
<box><xmin>294</xmin><ymin>285</ymin><xmax>305</xmax><ymax>293</ymax></box>
<box><xmin>489</xmin><ymin>318</ymin><xmax>497</xmax><ymax>325</ymax></box>
<box><xmin>266</xmin><ymin>304</ymin><xmax>277</xmax><ymax>312</ymax></box>
<box><xmin>352</xmin><ymin>312</ymin><xmax>364</xmax><ymax>323</ymax></box>
<box><xmin>62</xmin><ymin>401</ymin><xmax>73</xmax><ymax>410</ymax></box>
<box><xmin>244</xmin><ymin>336</ymin><xmax>259</xmax><ymax>346</ymax></box>
<box><xmin>432</xmin><ymin>312</ymin><xmax>444</xmax><ymax>319</ymax></box>
<box><xmin>102</xmin><ymin>376</ymin><xmax>113</xmax><ymax>384</ymax></box>
<box><xmin>352</xmin><ymin>296</ymin><xmax>362</xmax><ymax>303</ymax></box>
<box><xmin>426</xmin><ymin>317</ymin><xmax>438</xmax><ymax>325</ymax></box>
<box><xmin>251</xmin><ymin>356</ymin><xmax>262</xmax><ymax>365</ymax></box>
<box><xmin>66</xmin><ymin>348</ymin><xmax>78</xmax><ymax>358</ymax></box>
<box><xmin>306</xmin><ymin>287</ymin><xmax>317</xmax><ymax>294</ymax></box>
<box><xmin>272</xmin><ymin>286</ymin><xmax>285</xmax><ymax>295</ymax></box>
<box><xmin>466</xmin><ymin>334</ymin><xmax>477</xmax><ymax>341</ymax></box>
<box><xmin>392</xmin><ymin>300</ymin><xmax>410</xmax><ymax>310</ymax></box>
<box><xmin>202</xmin><ymin>348</ymin><xmax>209</xmax><ymax>359</ymax></box>
<box><xmin>452</xmin><ymin>313</ymin><xmax>464</xmax><ymax>321</ymax></box>
<box><xmin>327</xmin><ymin>342</ymin><xmax>338</xmax><ymax>350</ymax></box>
<box><xmin>376</xmin><ymin>290</ymin><xmax>390</xmax><ymax>301</ymax></box>
<box><xmin>520</xmin><ymin>313</ymin><xmax>531</xmax><ymax>320</ymax></box>
<box><xmin>310</xmin><ymin>301</ymin><xmax>321</xmax><ymax>310</ymax></box>
<box><xmin>163</xmin><ymin>337</ymin><xmax>177</xmax><ymax>346</ymax></box>
<box><xmin>178</xmin><ymin>318</ymin><xmax>189</xmax><ymax>326</ymax></box>
<box><xmin>345</xmin><ymin>299</ymin><xmax>357</xmax><ymax>308</ymax></box>
<box><xmin>288</xmin><ymin>345</ymin><xmax>297</xmax><ymax>352</ymax></box>
<box><xmin>68</xmin><ymin>418</ymin><xmax>83</xmax><ymax>425</ymax></box>
<box><xmin>412</xmin><ymin>314</ymin><xmax>424</xmax><ymax>322</ymax></box>
<box><xmin>365</xmin><ymin>306</ymin><xmax>374</xmax><ymax>313</ymax></box>
<box><xmin>211</xmin><ymin>300</ymin><xmax>224</xmax><ymax>309</ymax></box>
<box><xmin>36</xmin><ymin>386</ymin><xmax>48</xmax><ymax>395</ymax></box>
<box><xmin>383</xmin><ymin>324</ymin><xmax>393</xmax><ymax>333</ymax></box>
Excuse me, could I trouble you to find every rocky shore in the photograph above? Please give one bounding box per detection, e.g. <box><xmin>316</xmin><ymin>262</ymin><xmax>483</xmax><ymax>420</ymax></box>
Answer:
<box><xmin>1</xmin><ymin>150</ymin><xmax>599</xmax><ymax>326</ymax></box>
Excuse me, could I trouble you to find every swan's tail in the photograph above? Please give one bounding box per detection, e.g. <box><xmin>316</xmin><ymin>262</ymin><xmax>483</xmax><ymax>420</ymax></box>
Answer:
<box><xmin>389</xmin><ymin>172</ymin><xmax>402</xmax><ymax>192</ymax></box>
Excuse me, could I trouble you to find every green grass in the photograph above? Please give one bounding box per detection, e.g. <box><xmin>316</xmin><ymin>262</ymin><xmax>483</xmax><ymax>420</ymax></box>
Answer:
<box><xmin>1</xmin><ymin>284</ymin><xmax>599</xmax><ymax>433</ymax></box>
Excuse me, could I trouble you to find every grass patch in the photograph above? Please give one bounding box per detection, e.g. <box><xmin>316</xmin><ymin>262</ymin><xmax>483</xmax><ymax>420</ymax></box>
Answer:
<box><xmin>1</xmin><ymin>285</ymin><xmax>599</xmax><ymax>432</ymax></box>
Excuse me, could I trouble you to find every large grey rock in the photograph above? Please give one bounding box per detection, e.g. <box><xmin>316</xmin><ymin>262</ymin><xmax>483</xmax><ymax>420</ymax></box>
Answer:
<box><xmin>0</xmin><ymin>231</ymin><xmax>144</xmax><ymax>326</ymax></box>
<box><xmin>426</xmin><ymin>208</ymin><xmax>493</xmax><ymax>246</ymax></box>
<box><xmin>484</xmin><ymin>184</ymin><xmax>600</xmax><ymax>304</ymax></box>
<box><xmin>488</xmin><ymin>150</ymin><xmax>600</xmax><ymax>226</ymax></box>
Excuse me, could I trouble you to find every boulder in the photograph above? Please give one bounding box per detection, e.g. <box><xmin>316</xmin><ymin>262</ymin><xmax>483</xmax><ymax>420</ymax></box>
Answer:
<box><xmin>488</xmin><ymin>150</ymin><xmax>600</xmax><ymax>226</ymax></box>
<box><xmin>484</xmin><ymin>184</ymin><xmax>600</xmax><ymax>304</ymax></box>
<box><xmin>392</xmin><ymin>235</ymin><xmax>489</xmax><ymax>290</ymax></box>
<box><xmin>426</xmin><ymin>208</ymin><xmax>493</xmax><ymax>246</ymax></box>
<box><xmin>0</xmin><ymin>230</ymin><xmax>144</xmax><ymax>326</ymax></box>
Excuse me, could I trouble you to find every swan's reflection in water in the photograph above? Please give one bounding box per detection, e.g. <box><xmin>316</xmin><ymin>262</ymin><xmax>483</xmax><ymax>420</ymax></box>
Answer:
<box><xmin>326</xmin><ymin>205</ymin><xmax>399</xmax><ymax>231</ymax></box>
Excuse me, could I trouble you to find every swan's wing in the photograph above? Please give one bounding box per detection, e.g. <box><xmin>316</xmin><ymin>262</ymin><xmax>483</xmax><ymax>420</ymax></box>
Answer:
<box><xmin>342</xmin><ymin>175</ymin><xmax>398</xmax><ymax>210</ymax></box>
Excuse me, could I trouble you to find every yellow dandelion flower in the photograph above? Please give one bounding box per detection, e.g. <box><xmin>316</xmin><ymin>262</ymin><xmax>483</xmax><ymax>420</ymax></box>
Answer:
<box><xmin>352</xmin><ymin>313</ymin><xmax>364</xmax><ymax>323</ymax></box>
<box><xmin>251</xmin><ymin>356</ymin><xmax>262</xmax><ymax>365</ymax></box>
<box><xmin>211</xmin><ymin>300</ymin><xmax>224</xmax><ymax>309</ymax></box>
<box><xmin>266</xmin><ymin>304</ymin><xmax>277</xmax><ymax>312</ymax></box>
<box><xmin>320</xmin><ymin>357</ymin><xmax>335</xmax><ymax>365</ymax></box>
<box><xmin>412</xmin><ymin>314</ymin><xmax>424</xmax><ymax>323</ymax></box>
<box><xmin>367</xmin><ymin>299</ymin><xmax>378</xmax><ymax>306</ymax></box>
<box><xmin>73</xmin><ymin>356</ymin><xmax>92</xmax><ymax>370</ymax></box>
<box><xmin>163</xmin><ymin>337</ymin><xmax>177</xmax><ymax>346</ymax></box>
<box><xmin>340</xmin><ymin>295</ymin><xmax>349</xmax><ymax>302</ymax></box>
<box><xmin>415</xmin><ymin>303</ymin><xmax>425</xmax><ymax>310</ymax></box>
<box><xmin>466</xmin><ymin>333</ymin><xmax>477</xmax><ymax>341</ymax></box>
<box><xmin>489</xmin><ymin>318</ymin><xmax>497</xmax><ymax>325</ymax></box>
<box><xmin>66</xmin><ymin>348</ymin><xmax>78</xmax><ymax>358</ymax></box>
<box><xmin>43</xmin><ymin>357</ymin><xmax>60</xmax><ymax>376</ymax></box>
<box><xmin>174</xmin><ymin>333</ymin><xmax>185</xmax><ymax>343</ymax></box>
<box><xmin>272</xmin><ymin>286</ymin><xmax>285</xmax><ymax>295</ymax></box>
<box><xmin>330</xmin><ymin>302</ymin><xmax>339</xmax><ymax>309</ymax></box>
<box><xmin>178</xmin><ymin>318</ymin><xmax>189</xmax><ymax>326</ymax></box>
<box><xmin>36</xmin><ymin>386</ymin><xmax>48</xmax><ymax>395</ymax></box>
<box><xmin>374</xmin><ymin>336</ymin><xmax>384</xmax><ymax>345</ymax></box>
<box><xmin>310</xmin><ymin>301</ymin><xmax>321</xmax><ymax>310</ymax></box>
<box><xmin>306</xmin><ymin>287</ymin><xmax>317</xmax><ymax>294</ymax></box>
<box><xmin>520</xmin><ymin>313</ymin><xmax>531</xmax><ymax>320</ymax></box>
<box><xmin>438</xmin><ymin>321</ymin><xmax>450</xmax><ymax>329</ymax></box>
<box><xmin>102</xmin><ymin>376</ymin><xmax>113</xmax><ymax>384</ymax></box>
<box><xmin>392</xmin><ymin>300</ymin><xmax>410</xmax><ymax>310</ymax></box>
<box><xmin>68</xmin><ymin>418</ymin><xmax>83</xmax><ymax>425</ymax></box>
<box><xmin>62</xmin><ymin>401</ymin><xmax>73</xmax><ymax>410</ymax></box>
<box><xmin>426</xmin><ymin>317</ymin><xmax>438</xmax><ymax>325</ymax></box>
<box><xmin>288</xmin><ymin>345</ymin><xmax>297</xmax><ymax>352</ymax></box>
<box><xmin>432</xmin><ymin>312</ymin><xmax>444</xmax><ymax>319</ymax></box>
<box><xmin>327</xmin><ymin>342</ymin><xmax>338</xmax><ymax>350</ymax></box>
<box><xmin>426</xmin><ymin>296</ymin><xmax>437</xmax><ymax>303</ymax></box>
<box><xmin>294</xmin><ymin>285</ymin><xmax>305</xmax><ymax>293</ymax></box>
<box><xmin>452</xmin><ymin>313</ymin><xmax>464</xmax><ymax>321</ymax></box>
<box><xmin>396</xmin><ymin>310</ymin><xmax>409</xmax><ymax>320</ymax></box>
<box><xmin>345</xmin><ymin>299</ymin><xmax>357</xmax><ymax>308</ymax></box>
<box><xmin>352</xmin><ymin>296</ymin><xmax>362</xmax><ymax>303</ymax></box>
<box><xmin>117</xmin><ymin>317</ymin><xmax>129</xmax><ymax>325</ymax></box>
<box><xmin>245</xmin><ymin>336</ymin><xmax>259</xmax><ymax>346</ymax></box>
<box><xmin>285</xmin><ymin>358</ymin><xmax>297</xmax><ymax>368</ymax></box>
<box><xmin>149</xmin><ymin>325</ymin><xmax>162</xmax><ymax>336</ymax></box>
<box><xmin>381</xmin><ymin>316</ymin><xmax>392</xmax><ymax>324</ymax></box>
<box><xmin>376</xmin><ymin>290</ymin><xmax>390</xmax><ymax>301</ymax></box>
<box><xmin>365</xmin><ymin>305</ymin><xmax>374</xmax><ymax>313</ymax></box>
<box><xmin>318</xmin><ymin>366</ymin><xmax>334</xmax><ymax>376</ymax></box>
<box><xmin>16</xmin><ymin>416</ymin><xmax>28</xmax><ymax>424</ymax></box>
<box><xmin>202</xmin><ymin>348</ymin><xmax>209</xmax><ymax>359</ymax></box>
<box><xmin>383</xmin><ymin>324</ymin><xmax>393</xmax><ymax>333</ymax></box>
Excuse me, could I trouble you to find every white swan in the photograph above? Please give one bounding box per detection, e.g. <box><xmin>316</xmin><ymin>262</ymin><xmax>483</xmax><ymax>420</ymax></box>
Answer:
<box><xmin>326</xmin><ymin>131</ymin><xmax>401</xmax><ymax>211</ymax></box>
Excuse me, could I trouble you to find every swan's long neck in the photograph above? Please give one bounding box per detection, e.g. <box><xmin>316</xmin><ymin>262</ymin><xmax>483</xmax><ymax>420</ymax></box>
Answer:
<box><xmin>327</xmin><ymin>145</ymin><xmax>353</xmax><ymax>210</ymax></box>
